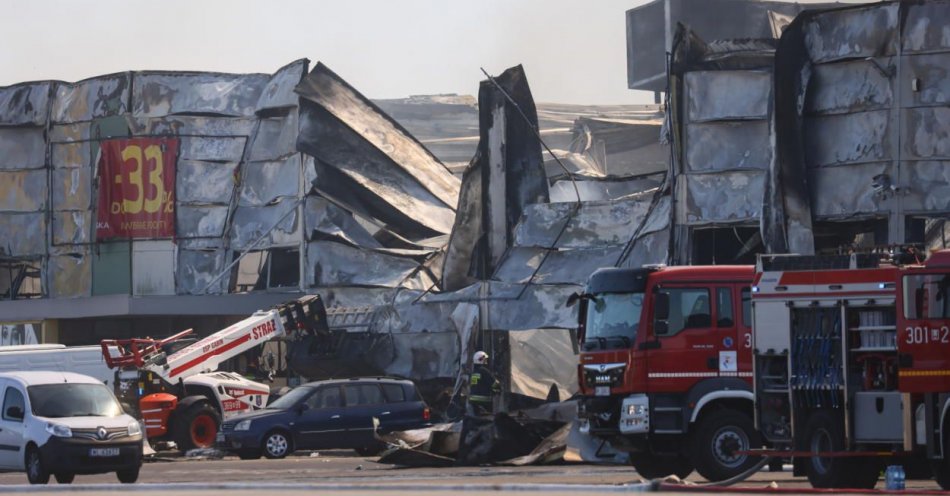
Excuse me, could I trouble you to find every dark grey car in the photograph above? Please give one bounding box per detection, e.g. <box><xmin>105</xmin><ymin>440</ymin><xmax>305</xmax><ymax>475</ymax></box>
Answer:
<box><xmin>217</xmin><ymin>377</ymin><xmax>431</xmax><ymax>459</ymax></box>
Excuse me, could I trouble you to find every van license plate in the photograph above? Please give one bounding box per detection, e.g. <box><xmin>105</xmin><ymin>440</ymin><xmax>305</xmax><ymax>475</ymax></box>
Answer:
<box><xmin>595</xmin><ymin>386</ymin><xmax>610</xmax><ymax>396</ymax></box>
<box><xmin>89</xmin><ymin>448</ymin><xmax>119</xmax><ymax>457</ymax></box>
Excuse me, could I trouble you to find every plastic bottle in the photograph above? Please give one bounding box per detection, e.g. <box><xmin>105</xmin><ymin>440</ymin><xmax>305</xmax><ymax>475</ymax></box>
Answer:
<box><xmin>885</xmin><ymin>465</ymin><xmax>905</xmax><ymax>491</ymax></box>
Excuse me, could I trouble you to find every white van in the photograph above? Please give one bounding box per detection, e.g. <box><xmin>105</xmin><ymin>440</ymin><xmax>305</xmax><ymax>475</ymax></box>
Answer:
<box><xmin>0</xmin><ymin>345</ymin><xmax>114</xmax><ymax>385</ymax></box>
<box><xmin>0</xmin><ymin>371</ymin><xmax>143</xmax><ymax>484</ymax></box>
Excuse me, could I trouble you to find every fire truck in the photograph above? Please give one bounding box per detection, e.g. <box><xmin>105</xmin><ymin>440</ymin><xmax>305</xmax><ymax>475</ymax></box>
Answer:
<box><xmin>573</xmin><ymin>265</ymin><xmax>761</xmax><ymax>481</ymax></box>
<box><xmin>100</xmin><ymin>295</ymin><xmax>327</xmax><ymax>452</ymax></box>
<box><xmin>752</xmin><ymin>250</ymin><xmax>950</xmax><ymax>489</ymax></box>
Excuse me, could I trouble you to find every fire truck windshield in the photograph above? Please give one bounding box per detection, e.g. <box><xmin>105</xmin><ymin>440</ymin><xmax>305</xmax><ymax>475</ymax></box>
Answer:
<box><xmin>584</xmin><ymin>292</ymin><xmax>643</xmax><ymax>350</ymax></box>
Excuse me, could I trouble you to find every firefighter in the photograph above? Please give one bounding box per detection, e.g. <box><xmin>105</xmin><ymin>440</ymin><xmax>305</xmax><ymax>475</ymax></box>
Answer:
<box><xmin>468</xmin><ymin>351</ymin><xmax>499</xmax><ymax>415</ymax></box>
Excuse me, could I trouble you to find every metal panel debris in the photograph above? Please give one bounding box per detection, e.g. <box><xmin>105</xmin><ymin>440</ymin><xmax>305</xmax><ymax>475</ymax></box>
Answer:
<box><xmin>0</xmin><ymin>82</ymin><xmax>51</xmax><ymax>126</ymax></box>
<box><xmin>51</xmin><ymin>73</ymin><xmax>130</xmax><ymax>124</ymax></box>
<box><xmin>132</xmin><ymin>72</ymin><xmax>269</xmax><ymax>118</ymax></box>
<box><xmin>0</xmin><ymin>128</ymin><xmax>46</xmax><ymax>170</ymax></box>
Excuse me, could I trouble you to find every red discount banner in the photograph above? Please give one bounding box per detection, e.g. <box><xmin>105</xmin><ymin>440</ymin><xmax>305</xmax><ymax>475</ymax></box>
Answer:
<box><xmin>96</xmin><ymin>137</ymin><xmax>178</xmax><ymax>239</ymax></box>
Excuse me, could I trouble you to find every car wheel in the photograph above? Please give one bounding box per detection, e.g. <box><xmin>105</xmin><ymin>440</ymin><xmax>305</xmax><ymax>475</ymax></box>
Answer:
<box><xmin>54</xmin><ymin>472</ymin><xmax>75</xmax><ymax>484</ymax></box>
<box><xmin>116</xmin><ymin>467</ymin><xmax>139</xmax><ymax>484</ymax></box>
<box><xmin>25</xmin><ymin>446</ymin><xmax>50</xmax><ymax>484</ymax></box>
<box><xmin>263</xmin><ymin>430</ymin><xmax>292</xmax><ymax>459</ymax></box>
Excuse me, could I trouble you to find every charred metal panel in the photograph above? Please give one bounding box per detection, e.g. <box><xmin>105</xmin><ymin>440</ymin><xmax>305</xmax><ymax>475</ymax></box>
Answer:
<box><xmin>51</xmin><ymin>168</ymin><xmax>91</xmax><ymax>210</ymax></box>
<box><xmin>681</xmin><ymin>172</ymin><xmax>765</xmax><ymax>224</ymax></box>
<box><xmin>49</xmin><ymin>248</ymin><xmax>91</xmax><ymax>299</ymax></box>
<box><xmin>686</xmin><ymin>121</ymin><xmax>771</xmax><ymax>171</ymax></box>
<box><xmin>131</xmin><ymin>240</ymin><xmax>175</xmax><ymax>296</ymax></box>
<box><xmin>295</xmin><ymin>63</ymin><xmax>459</xmax><ymax>209</ymax></box>
<box><xmin>52</xmin><ymin>211</ymin><xmax>91</xmax><ymax>245</ymax></box>
<box><xmin>51</xmin><ymin>73</ymin><xmax>130</xmax><ymax>124</ymax></box>
<box><xmin>806</xmin><ymin>60</ymin><xmax>894</xmax><ymax>114</ymax></box>
<box><xmin>51</xmin><ymin>141</ymin><xmax>92</xmax><ymax>169</ymax></box>
<box><xmin>441</xmin><ymin>161</ymin><xmax>482</xmax><ymax>291</ymax></box>
<box><xmin>900</xmin><ymin>161</ymin><xmax>950</xmax><ymax>213</ymax></box>
<box><xmin>512</xmin><ymin>203</ymin><xmax>574</xmax><ymax>248</ymax></box>
<box><xmin>809</xmin><ymin>164</ymin><xmax>892</xmax><ymax>217</ymax></box>
<box><xmin>0</xmin><ymin>171</ymin><xmax>47</xmax><ymax>212</ymax></box>
<box><xmin>638</xmin><ymin>195</ymin><xmax>672</xmax><ymax>237</ymax></box>
<box><xmin>804</xmin><ymin>4</ymin><xmax>898</xmax><ymax>63</ymax></box>
<box><xmin>486</xmin><ymin>284</ymin><xmax>581</xmax><ymax>331</ymax></box>
<box><xmin>0</xmin><ymin>128</ymin><xmax>46</xmax><ymax>170</ymax></box>
<box><xmin>622</xmin><ymin>229</ymin><xmax>671</xmax><ymax>268</ymax></box>
<box><xmin>903</xmin><ymin>107</ymin><xmax>950</xmax><ymax>160</ymax></box>
<box><xmin>902</xmin><ymin>53</ymin><xmax>950</xmax><ymax>107</ymax></box>
<box><xmin>509</xmin><ymin>328</ymin><xmax>577</xmax><ymax>400</ymax></box>
<box><xmin>557</xmin><ymin>199</ymin><xmax>653</xmax><ymax>249</ymax></box>
<box><xmin>305</xmin><ymin>197</ymin><xmax>381</xmax><ymax>248</ymax></box>
<box><xmin>176</xmin><ymin>206</ymin><xmax>229</xmax><ymax>238</ymax></box>
<box><xmin>239</xmin><ymin>155</ymin><xmax>300</xmax><ymax>206</ymax></box>
<box><xmin>534</xmin><ymin>247</ymin><xmax>625</xmax><ymax>285</ymax></box>
<box><xmin>300</xmin><ymin>103</ymin><xmax>456</xmax><ymax>237</ymax></box>
<box><xmin>904</xmin><ymin>1</ymin><xmax>950</xmax><ymax>53</ymax></box>
<box><xmin>256</xmin><ymin>59</ymin><xmax>308</xmax><ymax>111</ymax></box>
<box><xmin>307</xmin><ymin>240</ymin><xmax>423</xmax><ymax>288</ymax></box>
<box><xmin>49</xmin><ymin>122</ymin><xmax>91</xmax><ymax>143</ymax></box>
<box><xmin>686</xmin><ymin>71</ymin><xmax>771</xmax><ymax>122</ymax></box>
<box><xmin>178</xmin><ymin>136</ymin><xmax>245</xmax><ymax>163</ymax></box>
<box><xmin>548</xmin><ymin>174</ymin><xmax>663</xmax><ymax>203</ymax></box>
<box><xmin>0</xmin><ymin>82</ymin><xmax>51</xmax><ymax>126</ymax></box>
<box><xmin>492</xmin><ymin>247</ymin><xmax>544</xmax><ymax>284</ymax></box>
<box><xmin>250</xmin><ymin>115</ymin><xmax>298</xmax><ymax>161</ymax></box>
<box><xmin>804</xmin><ymin>111</ymin><xmax>892</xmax><ymax>167</ymax></box>
<box><xmin>0</xmin><ymin>213</ymin><xmax>46</xmax><ymax>257</ymax></box>
<box><xmin>132</xmin><ymin>72</ymin><xmax>268</xmax><ymax>118</ymax></box>
<box><xmin>130</xmin><ymin>115</ymin><xmax>256</xmax><ymax>137</ymax></box>
<box><xmin>176</xmin><ymin>160</ymin><xmax>238</xmax><ymax>204</ymax></box>
<box><xmin>177</xmin><ymin>248</ymin><xmax>227</xmax><ymax>295</ymax></box>
<box><xmin>229</xmin><ymin>200</ymin><xmax>298</xmax><ymax>250</ymax></box>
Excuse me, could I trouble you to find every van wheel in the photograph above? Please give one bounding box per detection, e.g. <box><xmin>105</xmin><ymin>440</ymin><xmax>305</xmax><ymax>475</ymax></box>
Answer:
<box><xmin>116</xmin><ymin>467</ymin><xmax>139</xmax><ymax>483</ymax></box>
<box><xmin>692</xmin><ymin>409</ymin><xmax>761</xmax><ymax>482</ymax></box>
<box><xmin>54</xmin><ymin>473</ymin><xmax>75</xmax><ymax>484</ymax></box>
<box><xmin>25</xmin><ymin>446</ymin><xmax>50</xmax><ymax>484</ymax></box>
<box><xmin>933</xmin><ymin>417</ymin><xmax>950</xmax><ymax>490</ymax></box>
<box><xmin>173</xmin><ymin>402</ymin><xmax>220</xmax><ymax>452</ymax></box>
<box><xmin>262</xmin><ymin>430</ymin><xmax>292</xmax><ymax>459</ymax></box>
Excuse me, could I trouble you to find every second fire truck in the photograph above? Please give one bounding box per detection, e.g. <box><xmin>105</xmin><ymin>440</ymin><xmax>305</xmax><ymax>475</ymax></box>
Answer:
<box><xmin>752</xmin><ymin>251</ymin><xmax>950</xmax><ymax>489</ymax></box>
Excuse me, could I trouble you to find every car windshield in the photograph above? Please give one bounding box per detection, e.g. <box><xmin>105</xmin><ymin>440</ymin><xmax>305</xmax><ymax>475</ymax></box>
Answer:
<box><xmin>583</xmin><ymin>292</ymin><xmax>643</xmax><ymax>350</ymax></box>
<box><xmin>27</xmin><ymin>383</ymin><xmax>122</xmax><ymax>418</ymax></box>
<box><xmin>267</xmin><ymin>386</ymin><xmax>314</xmax><ymax>409</ymax></box>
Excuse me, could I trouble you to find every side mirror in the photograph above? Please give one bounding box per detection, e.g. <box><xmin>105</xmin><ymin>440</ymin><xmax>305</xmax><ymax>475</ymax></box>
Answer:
<box><xmin>566</xmin><ymin>292</ymin><xmax>581</xmax><ymax>308</ymax></box>
<box><xmin>5</xmin><ymin>406</ymin><xmax>23</xmax><ymax>421</ymax></box>
<box><xmin>654</xmin><ymin>320</ymin><xmax>669</xmax><ymax>336</ymax></box>
<box><xmin>654</xmin><ymin>291</ymin><xmax>670</xmax><ymax>321</ymax></box>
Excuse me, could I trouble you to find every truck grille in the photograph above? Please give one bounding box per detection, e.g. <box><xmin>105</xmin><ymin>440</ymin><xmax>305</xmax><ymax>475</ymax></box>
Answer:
<box><xmin>582</xmin><ymin>363</ymin><xmax>625</xmax><ymax>388</ymax></box>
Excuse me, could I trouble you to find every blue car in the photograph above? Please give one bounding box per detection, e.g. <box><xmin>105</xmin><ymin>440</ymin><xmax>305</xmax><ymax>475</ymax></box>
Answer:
<box><xmin>217</xmin><ymin>377</ymin><xmax>431</xmax><ymax>459</ymax></box>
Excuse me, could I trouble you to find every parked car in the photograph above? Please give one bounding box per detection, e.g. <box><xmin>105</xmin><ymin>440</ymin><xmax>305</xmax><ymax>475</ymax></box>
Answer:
<box><xmin>0</xmin><ymin>371</ymin><xmax>144</xmax><ymax>484</ymax></box>
<box><xmin>217</xmin><ymin>377</ymin><xmax>431</xmax><ymax>459</ymax></box>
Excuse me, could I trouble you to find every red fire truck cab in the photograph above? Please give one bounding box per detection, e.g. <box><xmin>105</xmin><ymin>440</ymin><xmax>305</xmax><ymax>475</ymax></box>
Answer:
<box><xmin>574</xmin><ymin>264</ymin><xmax>761</xmax><ymax>481</ymax></box>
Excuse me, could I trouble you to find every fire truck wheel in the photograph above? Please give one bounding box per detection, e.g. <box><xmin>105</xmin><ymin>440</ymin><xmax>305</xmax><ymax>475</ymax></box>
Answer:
<box><xmin>692</xmin><ymin>409</ymin><xmax>760</xmax><ymax>482</ymax></box>
<box><xmin>803</xmin><ymin>410</ymin><xmax>877</xmax><ymax>489</ymax></box>
<box><xmin>173</xmin><ymin>402</ymin><xmax>221</xmax><ymax>452</ymax></box>
<box><xmin>629</xmin><ymin>454</ymin><xmax>681</xmax><ymax>479</ymax></box>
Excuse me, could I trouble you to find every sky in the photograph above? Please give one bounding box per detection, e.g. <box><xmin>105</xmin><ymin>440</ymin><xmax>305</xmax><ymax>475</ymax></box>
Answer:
<box><xmin>0</xmin><ymin>0</ymin><xmax>858</xmax><ymax>105</ymax></box>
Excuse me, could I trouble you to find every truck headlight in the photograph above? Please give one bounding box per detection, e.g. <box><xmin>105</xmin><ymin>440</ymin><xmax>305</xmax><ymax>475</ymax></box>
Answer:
<box><xmin>128</xmin><ymin>421</ymin><xmax>142</xmax><ymax>437</ymax></box>
<box><xmin>627</xmin><ymin>404</ymin><xmax>646</xmax><ymax>416</ymax></box>
<box><xmin>235</xmin><ymin>419</ymin><xmax>252</xmax><ymax>431</ymax></box>
<box><xmin>46</xmin><ymin>423</ymin><xmax>72</xmax><ymax>438</ymax></box>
